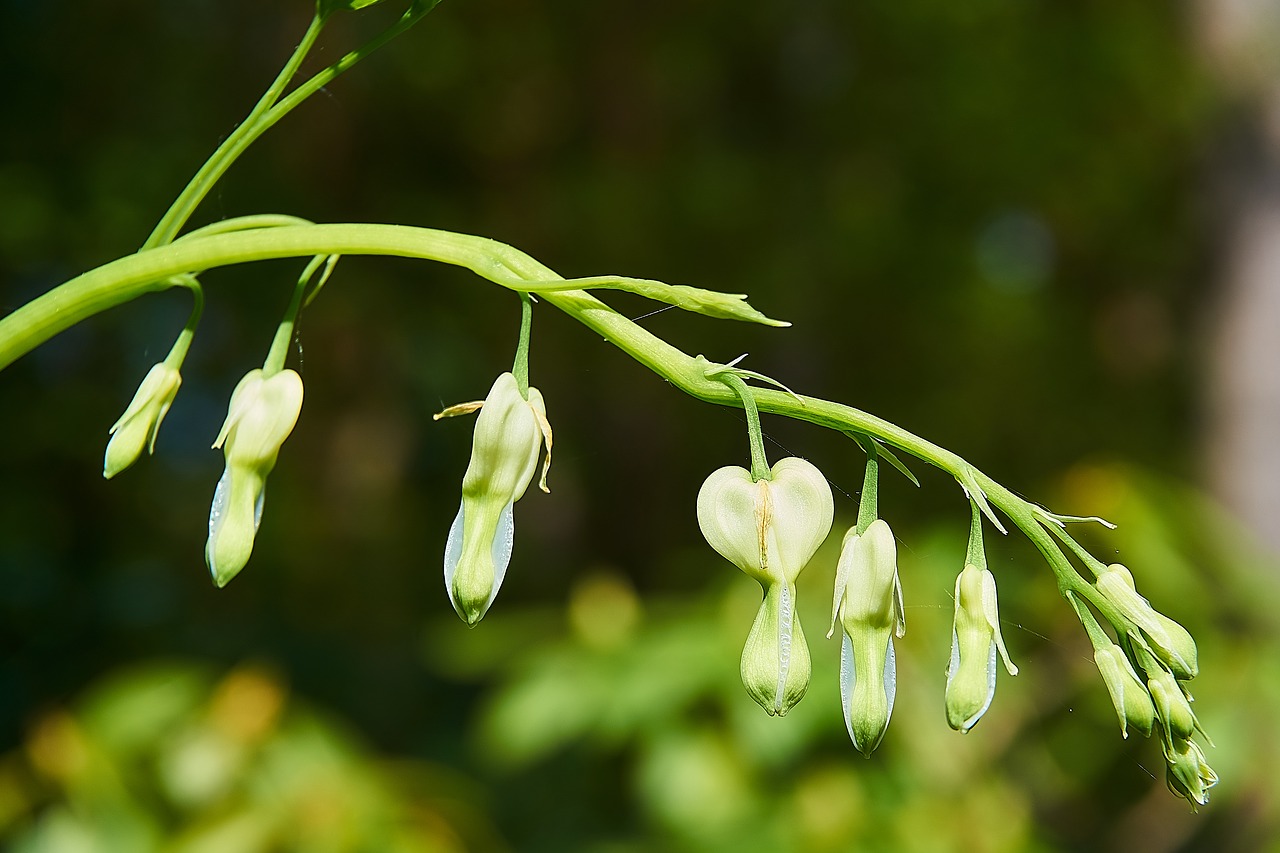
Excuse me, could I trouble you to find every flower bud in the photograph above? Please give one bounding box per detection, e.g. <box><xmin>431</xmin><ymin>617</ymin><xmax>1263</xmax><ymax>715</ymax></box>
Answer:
<box><xmin>1093</xmin><ymin>644</ymin><xmax>1155</xmax><ymax>739</ymax></box>
<box><xmin>205</xmin><ymin>368</ymin><xmax>304</xmax><ymax>588</ymax></box>
<box><xmin>1143</xmin><ymin>657</ymin><xmax>1200</xmax><ymax>752</ymax></box>
<box><xmin>443</xmin><ymin>373</ymin><xmax>551</xmax><ymax>625</ymax></box>
<box><xmin>1165</xmin><ymin>737</ymin><xmax>1217</xmax><ymax>808</ymax></box>
<box><xmin>944</xmin><ymin>563</ymin><xmax>1017</xmax><ymax>733</ymax></box>
<box><xmin>698</xmin><ymin>457</ymin><xmax>833</xmax><ymax>715</ymax></box>
<box><xmin>831</xmin><ymin>520</ymin><xmax>905</xmax><ymax>755</ymax></box>
<box><xmin>1095</xmin><ymin>564</ymin><xmax>1198</xmax><ymax>679</ymax></box>
<box><xmin>741</xmin><ymin>581</ymin><xmax>811</xmax><ymax>716</ymax></box>
<box><xmin>103</xmin><ymin>363</ymin><xmax>182</xmax><ymax>479</ymax></box>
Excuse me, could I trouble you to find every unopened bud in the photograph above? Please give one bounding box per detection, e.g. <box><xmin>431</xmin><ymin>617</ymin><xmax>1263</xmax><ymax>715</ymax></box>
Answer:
<box><xmin>1096</xmin><ymin>564</ymin><xmax>1198</xmax><ymax>679</ymax></box>
<box><xmin>1165</xmin><ymin>737</ymin><xmax>1217</xmax><ymax>809</ymax></box>
<box><xmin>944</xmin><ymin>564</ymin><xmax>1017</xmax><ymax>733</ymax></box>
<box><xmin>103</xmin><ymin>363</ymin><xmax>182</xmax><ymax>479</ymax></box>
<box><xmin>443</xmin><ymin>372</ymin><xmax>551</xmax><ymax>625</ymax></box>
<box><xmin>205</xmin><ymin>368</ymin><xmax>303</xmax><ymax>588</ymax></box>
<box><xmin>832</xmin><ymin>520</ymin><xmax>904</xmax><ymax>755</ymax></box>
<box><xmin>1093</xmin><ymin>644</ymin><xmax>1155</xmax><ymax>739</ymax></box>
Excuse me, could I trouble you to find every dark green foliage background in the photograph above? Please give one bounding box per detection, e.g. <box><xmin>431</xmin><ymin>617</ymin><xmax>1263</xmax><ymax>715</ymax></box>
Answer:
<box><xmin>3</xmin><ymin>1</ymin><xmax>1274</xmax><ymax>850</ymax></box>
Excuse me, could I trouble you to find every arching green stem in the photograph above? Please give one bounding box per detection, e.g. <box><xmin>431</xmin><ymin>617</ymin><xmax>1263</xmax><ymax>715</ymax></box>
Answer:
<box><xmin>0</xmin><ymin>220</ymin><xmax>1107</xmax><ymax>605</ymax></box>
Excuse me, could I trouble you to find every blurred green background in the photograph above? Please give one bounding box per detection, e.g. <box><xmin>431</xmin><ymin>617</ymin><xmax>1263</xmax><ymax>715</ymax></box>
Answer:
<box><xmin>3</xmin><ymin>1</ymin><xmax>1279</xmax><ymax>850</ymax></box>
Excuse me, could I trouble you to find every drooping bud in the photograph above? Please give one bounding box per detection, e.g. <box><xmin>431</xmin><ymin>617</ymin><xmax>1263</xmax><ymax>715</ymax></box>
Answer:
<box><xmin>103</xmin><ymin>362</ymin><xmax>182</xmax><ymax>479</ymax></box>
<box><xmin>944</xmin><ymin>563</ymin><xmax>1017</xmax><ymax>733</ymax></box>
<box><xmin>442</xmin><ymin>372</ymin><xmax>552</xmax><ymax>625</ymax></box>
<box><xmin>1095</xmin><ymin>564</ymin><xmax>1198</xmax><ymax>680</ymax></box>
<box><xmin>205</xmin><ymin>368</ymin><xmax>304</xmax><ymax>588</ymax></box>
<box><xmin>1133</xmin><ymin>644</ymin><xmax>1202</xmax><ymax>755</ymax></box>
<box><xmin>698</xmin><ymin>457</ymin><xmax>833</xmax><ymax>715</ymax></box>
<box><xmin>831</xmin><ymin>519</ymin><xmax>904</xmax><ymax>755</ymax></box>
<box><xmin>1165</xmin><ymin>737</ymin><xmax>1217</xmax><ymax>809</ymax></box>
<box><xmin>1093</xmin><ymin>643</ymin><xmax>1156</xmax><ymax>739</ymax></box>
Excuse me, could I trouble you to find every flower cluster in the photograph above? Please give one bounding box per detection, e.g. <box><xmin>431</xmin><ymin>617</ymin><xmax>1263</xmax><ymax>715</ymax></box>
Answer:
<box><xmin>94</xmin><ymin>298</ymin><xmax>1213</xmax><ymax>809</ymax></box>
<box><xmin>1072</xmin><ymin>564</ymin><xmax>1215</xmax><ymax>806</ymax></box>
<box><xmin>694</xmin><ymin>449</ymin><xmax>1025</xmax><ymax>750</ymax></box>
<box><xmin>683</xmin><ymin>371</ymin><xmax>1212</xmax><ymax>807</ymax></box>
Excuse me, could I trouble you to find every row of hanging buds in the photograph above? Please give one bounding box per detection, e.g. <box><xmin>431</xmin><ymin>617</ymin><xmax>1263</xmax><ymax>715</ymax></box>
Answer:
<box><xmin>688</xmin><ymin>364</ymin><xmax>1215</xmax><ymax>808</ymax></box>
<box><xmin>691</xmin><ymin>359</ymin><xmax>1018</xmax><ymax>746</ymax></box>
<box><xmin>102</xmin><ymin>256</ymin><xmax>337</xmax><ymax>588</ymax></box>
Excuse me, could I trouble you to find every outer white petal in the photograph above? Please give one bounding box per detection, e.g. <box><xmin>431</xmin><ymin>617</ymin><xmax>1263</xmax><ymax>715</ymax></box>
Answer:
<box><xmin>766</xmin><ymin>457</ymin><xmax>834</xmax><ymax>581</ymax></box>
<box><xmin>980</xmin><ymin>569</ymin><xmax>1018</xmax><ymax>675</ymax></box>
<box><xmin>443</xmin><ymin>503</ymin><xmax>465</xmax><ymax>612</ymax></box>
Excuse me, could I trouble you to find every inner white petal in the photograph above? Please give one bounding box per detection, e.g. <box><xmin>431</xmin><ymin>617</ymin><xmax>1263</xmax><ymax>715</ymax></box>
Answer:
<box><xmin>487</xmin><ymin>501</ymin><xmax>515</xmax><ymax>611</ymax></box>
<box><xmin>840</xmin><ymin>631</ymin><xmax>856</xmax><ymax>746</ymax></box>
<box><xmin>774</xmin><ymin>583</ymin><xmax>793</xmax><ymax>714</ymax></box>
<box><xmin>443</xmin><ymin>503</ymin><xmax>465</xmax><ymax>610</ymax></box>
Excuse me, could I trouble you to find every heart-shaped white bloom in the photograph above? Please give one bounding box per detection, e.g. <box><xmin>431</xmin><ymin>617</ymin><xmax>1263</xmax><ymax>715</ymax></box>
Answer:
<box><xmin>696</xmin><ymin>457</ymin><xmax>833</xmax><ymax>587</ymax></box>
<box><xmin>697</xmin><ymin>457</ymin><xmax>833</xmax><ymax>716</ymax></box>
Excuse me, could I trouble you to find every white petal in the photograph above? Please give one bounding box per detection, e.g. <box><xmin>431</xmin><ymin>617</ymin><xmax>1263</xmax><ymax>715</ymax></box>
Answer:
<box><xmin>946</xmin><ymin>627</ymin><xmax>961</xmax><ymax>683</ymax></box>
<box><xmin>840</xmin><ymin>631</ymin><xmax>855</xmax><ymax>744</ymax></box>
<box><xmin>828</xmin><ymin>530</ymin><xmax>856</xmax><ymax>639</ymax></box>
<box><xmin>443</xmin><ymin>503</ymin><xmax>465</xmax><ymax>611</ymax></box>
<box><xmin>487</xmin><ymin>501</ymin><xmax>516</xmax><ymax>612</ymax></box>
<box><xmin>981</xmin><ymin>569</ymin><xmax>1018</xmax><ymax>675</ymax></box>
<box><xmin>205</xmin><ymin>466</ymin><xmax>232</xmax><ymax>564</ymax></box>
<box><xmin>774</xmin><ymin>582</ymin><xmax>793</xmax><ymax>715</ymax></box>
<box><xmin>883</xmin><ymin>636</ymin><xmax>897</xmax><ymax>723</ymax></box>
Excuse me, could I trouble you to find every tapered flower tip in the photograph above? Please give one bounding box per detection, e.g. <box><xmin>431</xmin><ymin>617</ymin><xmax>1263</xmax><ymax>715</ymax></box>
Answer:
<box><xmin>840</xmin><ymin>625</ymin><xmax>897</xmax><ymax>756</ymax></box>
<box><xmin>205</xmin><ymin>467</ymin><xmax>265</xmax><ymax>588</ymax></box>
<box><xmin>697</xmin><ymin>457</ymin><xmax>833</xmax><ymax>586</ymax></box>
<box><xmin>740</xmin><ymin>582</ymin><xmax>811</xmax><ymax>716</ymax></box>
<box><xmin>444</xmin><ymin>500</ymin><xmax>514</xmax><ymax>626</ymax></box>
<box><xmin>1165</xmin><ymin>737</ymin><xmax>1217</xmax><ymax>808</ymax></box>
<box><xmin>103</xmin><ymin>362</ymin><xmax>182</xmax><ymax>479</ymax></box>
